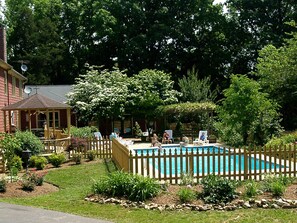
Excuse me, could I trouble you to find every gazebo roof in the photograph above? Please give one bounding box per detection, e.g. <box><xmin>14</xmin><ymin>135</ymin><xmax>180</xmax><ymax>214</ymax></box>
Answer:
<box><xmin>1</xmin><ymin>93</ymin><xmax>71</xmax><ymax>111</ymax></box>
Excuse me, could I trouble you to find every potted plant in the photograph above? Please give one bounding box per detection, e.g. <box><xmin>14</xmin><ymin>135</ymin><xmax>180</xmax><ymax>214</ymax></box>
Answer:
<box><xmin>133</xmin><ymin>122</ymin><xmax>143</xmax><ymax>138</ymax></box>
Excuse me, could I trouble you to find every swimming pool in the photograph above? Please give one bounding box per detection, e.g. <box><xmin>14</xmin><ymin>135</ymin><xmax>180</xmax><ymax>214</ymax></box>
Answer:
<box><xmin>134</xmin><ymin>146</ymin><xmax>283</xmax><ymax>176</ymax></box>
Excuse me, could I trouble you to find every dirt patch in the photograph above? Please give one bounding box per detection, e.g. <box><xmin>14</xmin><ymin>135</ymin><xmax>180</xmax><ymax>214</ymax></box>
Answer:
<box><xmin>149</xmin><ymin>182</ymin><xmax>297</xmax><ymax>206</ymax></box>
<box><xmin>150</xmin><ymin>184</ymin><xmax>204</xmax><ymax>205</ymax></box>
<box><xmin>0</xmin><ymin>159</ymin><xmax>102</xmax><ymax>198</ymax></box>
<box><xmin>0</xmin><ymin>181</ymin><xmax>59</xmax><ymax>198</ymax></box>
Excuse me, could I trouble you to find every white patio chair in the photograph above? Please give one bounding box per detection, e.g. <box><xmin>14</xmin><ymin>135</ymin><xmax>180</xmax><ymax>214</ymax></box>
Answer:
<box><xmin>94</xmin><ymin>132</ymin><xmax>102</xmax><ymax>140</ymax></box>
<box><xmin>193</xmin><ymin>130</ymin><xmax>209</xmax><ymax>145</ymax></box>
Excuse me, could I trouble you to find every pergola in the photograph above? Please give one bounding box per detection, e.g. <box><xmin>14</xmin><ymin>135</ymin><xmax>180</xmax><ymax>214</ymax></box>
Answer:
<box><xmin>1</xmin><ymin>93</ymin><xmax>71</xmax><ymax>138</ymax></box>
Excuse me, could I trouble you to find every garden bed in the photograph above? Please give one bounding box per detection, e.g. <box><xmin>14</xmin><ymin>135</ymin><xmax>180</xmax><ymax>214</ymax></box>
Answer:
<box><xmin>86</xmin><ymin>182</ymin><xmax>297</xmax><ymax>211</ymax></box>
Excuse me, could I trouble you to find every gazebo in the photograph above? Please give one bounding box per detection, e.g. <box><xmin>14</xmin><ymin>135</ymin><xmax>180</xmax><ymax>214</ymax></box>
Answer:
<box><xmin>1</xmin><ymin>93</ymin><xmax>71</xmax><ymax>138</ymax></box>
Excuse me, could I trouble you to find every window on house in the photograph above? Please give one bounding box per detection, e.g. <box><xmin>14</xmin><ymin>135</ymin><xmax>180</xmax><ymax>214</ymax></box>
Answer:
<box><xmin>37</xmin><ymin>111</ymin><xmax>60</xmax><ymax>128</ymax></box>
<box><xmin>11</xmin><ymin>111</ymin><xmax>14</xmax><ymax>125</ymax></box>
<box><xmin>4</xmin><ymin>72</ymin><xmax>7</xmax><ymax>95</ymax></box>
<box><xmin>12</xmin><ymin>76</ymin><xmax>16</xmax><ymax>96</ymax></box>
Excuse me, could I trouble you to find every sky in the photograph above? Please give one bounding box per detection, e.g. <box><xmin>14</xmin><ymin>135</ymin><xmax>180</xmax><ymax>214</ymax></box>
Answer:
<box><xmin>214</xmin><ymin>0</ymin><xmax>226</xmax><ymax>4</ymax></box>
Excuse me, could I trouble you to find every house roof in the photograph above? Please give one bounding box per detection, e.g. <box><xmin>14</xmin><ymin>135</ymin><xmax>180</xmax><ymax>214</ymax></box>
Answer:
<box><xmin>24</xmin><ymin>85</ymin><xmax>72</xmax><ymax>104</ymax></box>
<box><xmin>0</xmin><ymin>59</ymin><xmax>27</xmax><ymax>80</ymax></box>
<box><xmin>1</xmin><ymin>93</ymin><xmax>70</xmax><ymax>111</ymax></box>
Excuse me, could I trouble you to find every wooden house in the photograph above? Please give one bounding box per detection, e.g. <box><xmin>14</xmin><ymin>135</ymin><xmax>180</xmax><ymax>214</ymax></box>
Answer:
<box><xmin>0</xmin><ymin>26</ymin><xmax>27</xmax><ymax>133</ymax></box>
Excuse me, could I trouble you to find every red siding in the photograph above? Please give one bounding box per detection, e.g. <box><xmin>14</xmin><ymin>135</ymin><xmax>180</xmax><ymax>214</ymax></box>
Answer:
<box><xmin>0</xmin><ymin>69</ymin><xmax>24</xmax><ymax>133</ymax></box>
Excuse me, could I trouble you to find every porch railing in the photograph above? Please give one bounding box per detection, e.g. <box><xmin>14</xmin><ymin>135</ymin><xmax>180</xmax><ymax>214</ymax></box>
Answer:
<box><xmin>41</xmin><ymin>137</ymin><xmax>112</xmax><ymax>159</ymax></box>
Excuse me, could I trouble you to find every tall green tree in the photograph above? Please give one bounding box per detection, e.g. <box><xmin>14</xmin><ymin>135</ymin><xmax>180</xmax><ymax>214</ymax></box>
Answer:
<box><xmin>5</xmin><ymin>0</ymin><xmax>116</xmax><ymax>84</ymax></box>
<box><xmin>97</xmin><ymin>0</ymin><xmax>231</xmax><ymax>85</ymax></box>
<box><xmin>5</xmin><ymin>0</ymin><xmax>65</xmax><ymax>84</ymax></box>
<box><xmin>10</xmin><ymin>0</ymin><xmax>297</xmax><ymax>89</ymax></box>
<box><xmin>128</xmin><ymin>69</ymin><xmax>180</xmax><ymax>118</ymax></box>
<box><xmin>225</xmin><ymin>0</ymin><xmax>297</xmax><ymax>75</ymax></box>
<box><xmin>215</xmin><ymin>75</ymin><xmax>282</xmax><ymax>146</ymax></box>
<box><xmin>178</xmin><ymin>66</ymin><xmax>217</xmax><ymax>103</ymax></box>
<box><xmin>254</xmin><ymin>31</ymin><xmax>297</xmax><ymax>129</ymax></box>
<box><xmin>3</xmin><ymin>0</ymin><xmax>236</xmax><ymax>88</ymax></box>
<box><xmin>60</xmin><ymin>0</ymin><xmax>116</xmax><ymax>83</ymax></box>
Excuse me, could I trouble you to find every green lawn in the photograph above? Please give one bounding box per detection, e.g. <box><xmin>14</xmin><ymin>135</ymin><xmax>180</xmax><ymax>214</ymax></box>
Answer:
<box><xmin>1</xmin><ymin>160</ymin><xmax>297</xmax><ymax>223</ymax></box>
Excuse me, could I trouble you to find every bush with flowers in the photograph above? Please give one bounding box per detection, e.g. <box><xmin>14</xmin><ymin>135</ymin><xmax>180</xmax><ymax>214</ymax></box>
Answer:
<box><xmin>21</xmin><ymin>171</ymin><xmax>48</xmax><ymax>191</ymax></box>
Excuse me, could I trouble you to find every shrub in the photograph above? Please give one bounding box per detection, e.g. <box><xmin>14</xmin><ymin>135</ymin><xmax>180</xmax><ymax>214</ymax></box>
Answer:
<box><xmin>14</xmin><ymin>131</ymin><xmax>43</xmax><ymax>156</ymax></box>
<box><xmin>244</xmin><ymin>180</ymin><xmax>259</xmax><ymax>198</ymax></box>
<box><xmin>21</xmin><ymin>171</ymin><xmax>47</xmax><ymax>190</ymax></box>
<box><xmin>199</xmin><ymin>175</ymin><xmax>237</xmax><ymax>204</ymax></box>
<box><xmin>0</xmin><ymin>178</ymin><xmax>7</xmax><ymax>192</ymax></box>
<box><xmin>177</xmin><ymin>187</ymin><xmax>196</xmax><ymax>203</ymax></box>
<box><xmin>128</xmin><ymin>175</ymin><xmax>160</xmax><ymax>202</ymax></box>
<box><xmin>21</xmin><ymin>180</ymin><xmax>35</xmax><ymax>191</ymax></box>
<box><xmin>0</xmin><ymin>133</ymin><xmax>21</xmax><ymax>167</ymax></box>
<box><xmin>92</xmin><ymin>178</ymin><xmax>109</xmax><ymax>194</ymax></box>
<box><xmin>180</xmin><ymin>172</ymin><xmax>194</xmax><ymax>186</ymax></box>
<box><xmin>87</xmin><ymin>150</ymin><xmax>96</xmax><ymax>161</ymax></box>
<box><xmin>29</xmin><ymin>155</ymin><xmax>38</xmax><ymax>167</ymax></box>
<box><xmin>72</xmin><ymin>153</ymin><xmax>82</xmax><ymax>164</ymax></box>
<box><xmin>261</xmin><ymin>173</ymin><xmax>292</xmax><ymax>196</ymax></box>
<box><xmin>265</xmin><ymin>131</ymin><xmax>297</xmax><ymax>148</ymax></box>
<box><xmin>9</xmin><ymin>166</ymin><xmax>19</xmax><ymax>182</ymax></box>
<box><xmin>262</xmin><ymin>173</ymin><xmax>277</xmax><ymax>192</ymax></box>
<box><xmin>7</xmin><ymin>155</ymin><xmax>22</xmax><ymax>171</ymax></box>
<box><xmin>48</xmin><ymin>153</ymin><xmax>66</xmax><ymax>167</ymax></box>
<box><xmin>34</xmin><ymin>157</ymin><xmax>48</xmax><ymax>170</ymax></box>
<box><xmin>21</xmin><ymin>174</ymin><xmax>35</xmax><ymax>191</ymax></box>
<box><xmin>271</xmin><ymin>181</ymin><xmax>285</xmax><ymax>197</ymax></box>
<box><xmin>28</xmin><ymin>172</ymin><xmax>47</xmax><ymax>186</ymax></box>
<box><xmin>105</xmin><ymin>171</ymin><xmax>133</xmax><ymax>197</ymax></box>
<box><xmin>92</xmin><ymin>171</ymin><xmax>161</xmax><ymax>202</ymax></box>
<box><xmin>68</xmin><ymin>126</ymin><xmax>98</xmax><ymax>138</ymax></box>
<box><xmin>66</xmin><ymin>137</ymin><xmax>87</xmax><ymax>152</ymax></box>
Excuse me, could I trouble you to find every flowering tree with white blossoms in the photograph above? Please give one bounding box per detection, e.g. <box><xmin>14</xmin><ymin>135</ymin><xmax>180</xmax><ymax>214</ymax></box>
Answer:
<box><xmin>68</xmin><ymin>67</ymin><xmax>180</xmax><ymax>123</ymax></box>
<box><xmin>67</xmin><ymin>66</ymin><xmax>130</xmax><ymax>122</ymax></box>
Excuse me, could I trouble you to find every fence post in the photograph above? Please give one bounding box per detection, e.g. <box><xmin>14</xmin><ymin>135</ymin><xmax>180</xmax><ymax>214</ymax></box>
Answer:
<box><xmin>188</xmin><ymin>153</ymin><xmax>194</xmax><ymax>176</ymax></box>
<box><xmin>244</xmin><ymin>147</ymin><xmax>248</xmax><ymax>180</ymax></box>
<box><xmin>129</xmin><ymin>150</ymin><xmax>133</xmax><ymax>173</ymax></box>
<box><xmin>54</xmin><ymin>139</ymin><xmax>57</xmax><ymax>153</ymax></box>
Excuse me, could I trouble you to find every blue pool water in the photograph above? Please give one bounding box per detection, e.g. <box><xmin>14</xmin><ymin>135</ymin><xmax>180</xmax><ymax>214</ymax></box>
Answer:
<box><xmin>134</xmin><ymin>146</ymin><xmax>282</xmax><ymax>175</ymax></box>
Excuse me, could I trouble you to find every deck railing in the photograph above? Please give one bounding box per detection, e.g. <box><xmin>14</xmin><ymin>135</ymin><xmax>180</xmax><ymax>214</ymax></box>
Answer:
<box><xmin>112</xmin><ymin>140</ymin><xmax>297</xmax><ymax>184</ymax></box>
<box><xmin>41</xmin><ymin>137</ymin><xmax>112</xmax><ymax>159</ymax></box>
<box><xmin>0</xmin><ymin>137</ymin><xmax>112</xmax><ymax>173</ymax></box>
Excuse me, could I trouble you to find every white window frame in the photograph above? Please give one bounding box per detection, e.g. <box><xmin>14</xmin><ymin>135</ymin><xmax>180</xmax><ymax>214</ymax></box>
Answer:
<box><xmin>37</xmin><ymin>111</ymin><xmax>60</xmax><ymax>128</ymax></box>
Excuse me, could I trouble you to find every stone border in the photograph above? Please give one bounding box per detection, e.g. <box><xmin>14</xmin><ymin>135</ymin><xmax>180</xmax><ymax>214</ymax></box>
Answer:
<box><xmin>85</xmin><ymin>196</ymin><xmax>297</xmax><ymax>211</ymax></box>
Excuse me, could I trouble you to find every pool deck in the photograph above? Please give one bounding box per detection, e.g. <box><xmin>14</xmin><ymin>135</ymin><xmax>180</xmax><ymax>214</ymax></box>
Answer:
<box><xmin>128</xmin><ymin>142</ymin><xmax>223</xmax><ymax>150</ymax></box>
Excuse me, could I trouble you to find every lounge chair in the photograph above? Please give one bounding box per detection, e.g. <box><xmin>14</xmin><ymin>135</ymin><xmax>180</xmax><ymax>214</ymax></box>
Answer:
<box><xmin>162</xmin><ymin>130</ymin><xmax>174</xmax><ymax>144</ymax></box>
<box><xmin>94</xmin><ymin>132</ymin><xmax>103</xmax><ymax>140</ymax></box>
<box><xmin>193</xmin><ymin>130</ymin><xmax>209</xmax><ymax>145</ymax></box>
